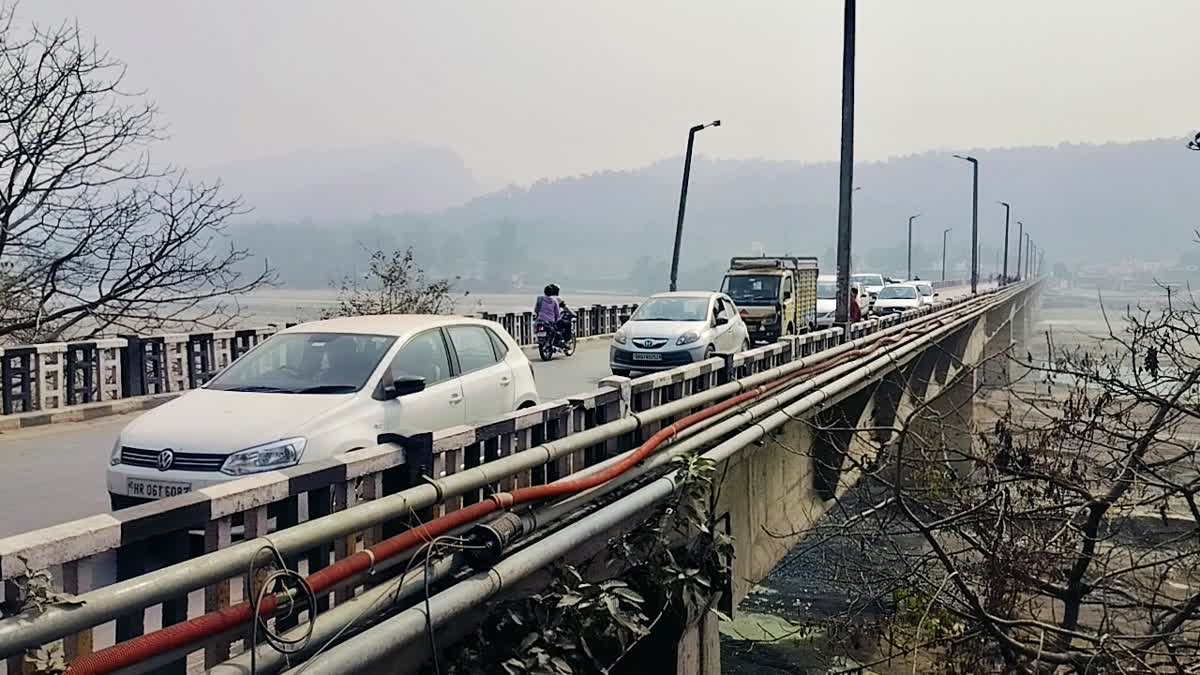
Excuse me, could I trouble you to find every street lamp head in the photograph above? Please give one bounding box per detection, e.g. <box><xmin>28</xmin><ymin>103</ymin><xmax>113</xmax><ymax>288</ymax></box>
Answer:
<box><xmin>997</xmin><ymin>201</ymin><xmax>1010</xmax><ymax>208</ymax></box>
<box><xmin>910</xmin><ymin>213</ymin><xmax>921</xmax><ymax>220</ymax></box>
<box><xmin>953</xmin><ymin>154</ymin><xmax>978</xmax><ymax>164</ymax></box>
<box><xmin>710</xmin><ymin>120</ymin><xmax>721</xmax><ymax>128</ymax></box>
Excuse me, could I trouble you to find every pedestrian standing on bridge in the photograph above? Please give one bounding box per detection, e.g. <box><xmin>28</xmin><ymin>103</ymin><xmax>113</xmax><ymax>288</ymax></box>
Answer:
<box><xmin>849</xmin><ymin>286</ymin><xmax>862</xmax><ymax>323</ymax></box>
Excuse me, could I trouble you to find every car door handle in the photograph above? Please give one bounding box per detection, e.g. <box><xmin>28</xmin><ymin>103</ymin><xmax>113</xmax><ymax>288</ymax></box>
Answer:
<box><xmin>449</xmin><ymin>393</ymin><xmax>463</xmax><ymax>405</ymax></box>
<box><xmin>499</xmin><ymin>376</ymin><xmax>511</xmax><ymax>387</ymax></box>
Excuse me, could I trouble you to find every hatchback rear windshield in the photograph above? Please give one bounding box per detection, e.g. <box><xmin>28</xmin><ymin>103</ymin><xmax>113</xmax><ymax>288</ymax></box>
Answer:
<box><xmin>878</xmin><ymin>285</ymin><xmax>918</xmax><ymax>300</ymax></box>
<box><xmin>817</xmin><ymin>282</ymin><xmax>837</xmax><ymax>299</ymax></box>
<box><xmin>207</xmin><ymin>332</ymin><xmax>396</xmax><ymax>394</ymax></box>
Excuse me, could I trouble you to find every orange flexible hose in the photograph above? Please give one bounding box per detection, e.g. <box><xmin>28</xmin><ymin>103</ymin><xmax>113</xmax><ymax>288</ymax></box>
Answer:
<box><xmin>66</xmin><ymin>313</ymin><xmax>967</xmax><ymax>674</ymax></box>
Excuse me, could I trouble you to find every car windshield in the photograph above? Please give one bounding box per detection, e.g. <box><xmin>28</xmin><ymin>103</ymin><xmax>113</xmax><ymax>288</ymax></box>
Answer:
<box><xmin>917</xmin><ymin>285</ymin><xmax>933</xmax><ymax>296</ymax></box>
<box><xmin>817</xmin><ymin>282</ymin><xmax>837</xmax><ymax>299</ymax></box>
<box><xmin>722</xmin><ymin>275</ymin><xmax>780</xmax><ymax>305</ymax></box>
<box><xmin>631</xmin><ymin>297</ymin><xmax>710</xmax><ymax>322</ymax></box>
<box><xmin>878</xmin><ymin>285</ymin><xmax>918</xmax><ymax>300</ymax></box>
<box><xmin>207</xmin><ymin>332</ymin><xmax>397</xmax><ymax>394</ymax></box>
<box><xmin>852</xmin><ymin>274</ymin><xmax>884</xmax><ymax>288</ymax></box>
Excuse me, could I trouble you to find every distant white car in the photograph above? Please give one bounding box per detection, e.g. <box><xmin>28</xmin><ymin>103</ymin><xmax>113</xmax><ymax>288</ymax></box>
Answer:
<box><xmin>610</xmin><ymin>292</ymin><xmax>750</xmax><ymax>376</ymax></box>
<box><xmin>912</xmin><ymin>281</ymin><xmax>936</xmax><ymax>305</ymax></box>
<box><xmin>871</xmin><ymin>283</ymin><xmax>923</xmax><ymax>316</ymax></box>
<box><xmin>815</xmin><ymin>275</ymin><xmax>869</xmax><ymax>327</ymax></box>
<box><xmin>107</xmin><ymin>315</ymin><xmax>539</xmax><ymax>510</ymax></box>
<box><xmin>851</xmin><ymin>273</ymin><xmax>886</xmax><ymax>307</ymax></box>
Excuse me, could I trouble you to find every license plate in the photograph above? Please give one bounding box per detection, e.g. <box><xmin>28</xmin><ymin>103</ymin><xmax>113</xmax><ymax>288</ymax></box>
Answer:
<box><xmin>632</xmin><ymin>353</ymin><xmax>662</xmax><ymax>362</ymax></box>
<box><xmin>127</xmin><ymin>479</ymin><xmax>192</xmax><ymax>499</ymax></box>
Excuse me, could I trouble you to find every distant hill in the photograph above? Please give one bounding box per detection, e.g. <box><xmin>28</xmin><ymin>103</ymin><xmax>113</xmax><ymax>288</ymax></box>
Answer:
<box><xmin>229</xmin><ymin>138</ymin><xmax>1200</xmax><ymax>292</ymax></box>
<box><xmin>199</xmin><ymin>143</ymin><xmax>483</xmax><ymax>221</ymax></box>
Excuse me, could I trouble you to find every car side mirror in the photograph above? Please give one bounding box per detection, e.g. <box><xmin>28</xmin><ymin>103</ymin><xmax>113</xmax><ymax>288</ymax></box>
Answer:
<box><xmin>382</xmin><ymin>374</ymin><xmax>425</xmax><ymax>400</ymax></box>
<box><xmin>782</xmin><ymin>292</ymin><xmax>792</xmax><ymax>302</ymax></box>
<box><xmin>934</xmin><ymin>292</ymin><xmax>940</xmax><ymax>298</ymax></box>
<box><xmin>618</xmin><ymin>314</ymin><xmax>631</xmax><ymax>323</ymax></box>
<box><xmin>714</xmin><ymin>315</ymin><xmax>729</xmax><ymax>326</ymax></box>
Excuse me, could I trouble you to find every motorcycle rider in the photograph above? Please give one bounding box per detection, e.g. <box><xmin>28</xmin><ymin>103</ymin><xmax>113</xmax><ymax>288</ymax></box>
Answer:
<box><xmin>548</xmin><ymin>284</ymin><xmax>574</xmax><ymax>345</ymax></box>
<box><xmin>535</xmin><ymin>285</ymin><xmax>562</xmax><ymax>337</ymax></box>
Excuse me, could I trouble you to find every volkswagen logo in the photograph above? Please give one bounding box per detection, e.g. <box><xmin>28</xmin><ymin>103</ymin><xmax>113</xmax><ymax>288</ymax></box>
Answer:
<box><xmin>156</xmin><ymin>449</ymin><xmax>175</xmax><ymax>472</ymax></box>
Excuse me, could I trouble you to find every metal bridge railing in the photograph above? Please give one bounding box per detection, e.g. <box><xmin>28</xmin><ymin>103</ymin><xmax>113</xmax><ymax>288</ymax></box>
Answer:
<box><xmin>0</xmin><ymin>305</ymin><xmax>639</xmax><ymax>428</ymax></box>
<box><xmin>0</xmin><ymin>290</ymin><xmax>1005</xmax><ymax>673</ymax></box>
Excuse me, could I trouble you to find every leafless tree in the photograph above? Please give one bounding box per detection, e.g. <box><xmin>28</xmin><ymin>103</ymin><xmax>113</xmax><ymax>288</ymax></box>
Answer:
<box><xmin>0</xmin><ymin>4</ymin><xmax>271</xmax><ymax>343</ymax></box>
<box><xmin>320</xmin><ymin>247</ymin><xmax>462</xmax><ymax>319</ymax></box>
<box><xmin>758</xmin><ymin>289</ymin><xmax>1200</xmax><ymax>673</ymax></box>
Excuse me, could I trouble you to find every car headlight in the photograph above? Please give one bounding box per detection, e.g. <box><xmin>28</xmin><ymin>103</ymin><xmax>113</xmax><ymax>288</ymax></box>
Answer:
<box><xmin>110</xmin><ymin>438</ymin><xmax>122</xmax><ymax>466</ymax></box>
<box><xmin>613</xmin><ymin>328</ymin><xmax>627</xmax><ymax>345</ymax></box>
<box><xmin>677</xmin><ymin>331</ymin><xmax>702</xmax><ymax>346</ymax></box>
<box><xmin>221</xmin><ymin>437</ymin><xmax>307</xmax><ymax>476</ymax></box>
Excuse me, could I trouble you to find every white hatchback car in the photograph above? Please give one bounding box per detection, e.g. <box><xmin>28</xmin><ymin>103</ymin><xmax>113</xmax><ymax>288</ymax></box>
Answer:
<box><xmin>912</xmin><ymin>281</ymin><xmax>936</xmax><ymax>305</ymax></box>
<box><xmin>107</xmin><ymin>315</ymin><xmax>539</xmax><ymax>509</ymax></box>
<box><xmin>609</xmin><ymin>292</ymin><xmax>749</xmax><ymax>376</ymax></box>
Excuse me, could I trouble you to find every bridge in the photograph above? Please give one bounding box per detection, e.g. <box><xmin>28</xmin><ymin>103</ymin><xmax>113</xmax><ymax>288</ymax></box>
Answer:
<box><xmin>0</xmin><ymin>280</ymin><xmax>1034</xmax><ymax>674</ymax></box>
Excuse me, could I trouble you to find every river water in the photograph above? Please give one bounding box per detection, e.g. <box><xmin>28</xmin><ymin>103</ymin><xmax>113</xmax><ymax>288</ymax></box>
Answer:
<box><xmin>228</xmin><ymin>289</ymin><xmax>644</xmax><ymax>325</ymax></box>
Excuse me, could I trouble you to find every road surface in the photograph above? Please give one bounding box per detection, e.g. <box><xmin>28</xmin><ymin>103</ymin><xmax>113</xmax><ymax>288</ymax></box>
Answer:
<box><xmin>0</xmin><ymin>341</ymin><xmax>615</xmax><ymax>537</ymax></box>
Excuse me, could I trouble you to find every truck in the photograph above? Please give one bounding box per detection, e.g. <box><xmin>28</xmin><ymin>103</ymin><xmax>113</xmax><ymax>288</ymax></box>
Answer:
<box><xmin>719</xmin><ymin>256</ymin><xmax>819</xmax><ymax>344</ymax></box>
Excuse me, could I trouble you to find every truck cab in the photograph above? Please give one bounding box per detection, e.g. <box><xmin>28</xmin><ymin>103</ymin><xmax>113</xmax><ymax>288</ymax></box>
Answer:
<box><xmin>720</xmin><ymin>256</ymin><xmax>818</xmax><ymax>344</ymax></box>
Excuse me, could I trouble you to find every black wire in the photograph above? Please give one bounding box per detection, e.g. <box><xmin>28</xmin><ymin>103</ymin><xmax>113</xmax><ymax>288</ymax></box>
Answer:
<box><xmin>247</xmin><ymin>540</ymin><xmax>318</xmax><ymax>675</ymax></box>
<box><xmin>425</xmin><ymin>537</ymin><xmax>443</xmax><ymax>675</ymax></box>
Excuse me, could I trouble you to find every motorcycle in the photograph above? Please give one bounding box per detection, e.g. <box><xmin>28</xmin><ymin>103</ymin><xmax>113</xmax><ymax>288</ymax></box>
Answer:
<box><xmin>536</xmin><ymin>306</ymin><xmax>577</xmax><ymax>361</ymax></box>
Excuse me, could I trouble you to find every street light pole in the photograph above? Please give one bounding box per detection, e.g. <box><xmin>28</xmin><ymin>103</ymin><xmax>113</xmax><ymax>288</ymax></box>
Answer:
<box><xmin>953</xmin><ymin>154</ymin><xmax>980</xmax><ymax>294</ymax></box>
<box><xmin>907</xmin><ymin>213</ymin><xmax>920</xmax><ymax>280</ymax></box>
<box><xmin>834</xmin><ymin>0</ymin><xmax>857</xmax><ymax>326</ymax></box>
<box><xmin>668</xmin><ymin>120</ymin><xmax>721</xmax><ymax>292</ymax></box>
<box><xmin>1024</xmin><ymin>234</ymin><xmax>1031</xmax><ymax>279</ymax></box>
<box><xmin>1015</xmin><ymin>221</ymin><xmax>1024</xmax><ymax>281</ymax></box>
<box><xmin>997</xmin><ymin>201</ymin><xmax>1011</xmax><ymax>284</ymax></box>
<box><xmin>942</xmin><ymin>228</ymin><xmax>952</xmax><ymax>281</ymax></box>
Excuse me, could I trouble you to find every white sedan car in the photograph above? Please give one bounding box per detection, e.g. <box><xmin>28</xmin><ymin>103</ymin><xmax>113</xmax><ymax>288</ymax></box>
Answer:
<box><xmin>610</xmin><ymin>292</ymin><xmax>749</xmax><ymax>376</ymax></box>
<box><xmin>107</xmin><ymin>315</ymin><xmax>539</xmax><ymax>509</ymax></box>
<box><xmin>815</xmin><ymin>275</ymin><xmax>870</xmax><ymax>327</ymax></box>
<box><xmin>870</xmin><ymin>283</ymin><xmax>923</xmax><ymax>317</ymax></box>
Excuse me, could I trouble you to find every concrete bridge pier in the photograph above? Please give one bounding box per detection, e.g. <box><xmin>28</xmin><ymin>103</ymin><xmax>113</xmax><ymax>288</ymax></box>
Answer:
<box><xmin>979</xmin><ymin>314</ymin><xmax>1013</xmax><ymax>389</ymax></box>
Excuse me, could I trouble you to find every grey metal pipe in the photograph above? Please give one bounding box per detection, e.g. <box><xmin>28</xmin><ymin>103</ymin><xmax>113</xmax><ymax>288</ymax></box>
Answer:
<box><xmin>205</xmin><ymin>553</ymin><xmax>464</xmax><ymax>675</ymax></box>
<box><xmin>294</xmin><ymin>470</ymin><xmax>683</xmax><ymax>674</ymax></box>
<box><xmin>0</xmin><ymin>342</ymin><xmax>822</xmax><ymax>654</ymax></box>
<box><xmin>0</xmin><ymin>291</ymin><xmax>1010</xmax><ymax>657</ymax></box>
<box><xmin>291</xmin><ymin>291</ymin><xmax>1011</xmax><ymax>674</ymax></box>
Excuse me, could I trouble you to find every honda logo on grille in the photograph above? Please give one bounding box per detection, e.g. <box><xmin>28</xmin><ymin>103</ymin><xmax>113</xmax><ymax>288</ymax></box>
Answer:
<box><xmin>157</xmin><ymin>449</ymin><xmax>175</xmax><ymax>471</ymax></box>
<box><xmin>633</xmin><ymin>338</ymin><xmax>667</xmax><ymax>349</ymax></box>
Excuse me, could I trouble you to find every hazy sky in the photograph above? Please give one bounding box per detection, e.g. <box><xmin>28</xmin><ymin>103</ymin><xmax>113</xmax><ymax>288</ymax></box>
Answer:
<box><xmin>24</xmin><ymin>1</ymin><xmax>1200</xmax><ymax>187</ymax></box>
